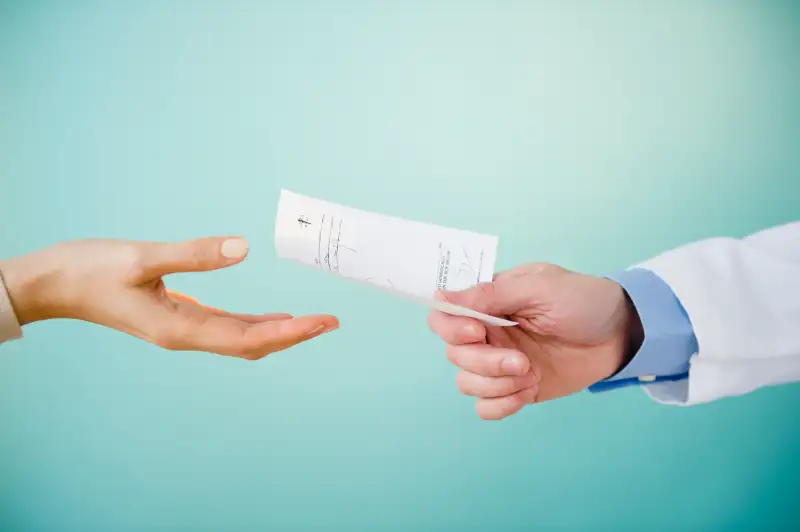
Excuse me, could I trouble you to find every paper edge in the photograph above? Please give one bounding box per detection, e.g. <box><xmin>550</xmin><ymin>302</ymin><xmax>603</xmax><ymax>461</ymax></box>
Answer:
<box><xmin>277</xmin><ymin>188</ymin><xmax>499</xmax><ymax>242</ymax></box>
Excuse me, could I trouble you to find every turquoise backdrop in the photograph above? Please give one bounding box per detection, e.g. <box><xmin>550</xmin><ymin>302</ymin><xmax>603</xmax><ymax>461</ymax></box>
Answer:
<box><xmin>1</xmin><ymin>1</ymin><xmax>799</xmax><ymax>530</ymax></box>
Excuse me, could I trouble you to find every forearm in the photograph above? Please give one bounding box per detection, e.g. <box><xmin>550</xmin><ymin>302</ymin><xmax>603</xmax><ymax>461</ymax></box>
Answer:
<box><xmin>0</xmin><ymin>247</ymin><xmax>64</xmax><ymax>337</ymax></box>
<box><xmin>0</xmin><ymin>261</ymin><xmax>23</xmax><ymax>343</ymax></box>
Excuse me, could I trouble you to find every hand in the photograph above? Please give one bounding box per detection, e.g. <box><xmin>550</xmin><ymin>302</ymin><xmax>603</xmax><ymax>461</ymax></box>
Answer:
<box><xmin>0</xmin><ymin>237</ymin><xmax>338</xmax><ymax>359</ymax></box>
<box><xmin>427</xmin><ymin>263</ymin><xmax>643</xmax><ymax>420</ymax></box>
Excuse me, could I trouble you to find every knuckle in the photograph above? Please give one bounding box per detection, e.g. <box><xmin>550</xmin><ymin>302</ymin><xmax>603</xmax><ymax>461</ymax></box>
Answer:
<box><xmin>445</xmin><ymin>345</ymin><xmax>461</xmax><ymax>365</ymax></box>
<box><xmin>426</xmin><ymin>312</ymin><xmax>438</xmax><ymax>332</ymax></box>
<box><xmin>176</xmin><ymin>240</ymin><xmax>217</xmax><ymax>271</ymax></box>
<box><xmin>185</xmin><ymin>242</ymin><xmax>210</xmax><ymax>269</ymax></box>
<box><xmin>428</xmin><ymin>313</ymin><xmax>464</xmax><ymax>344</ymax></box>
<box><xmin>455</xmin><ymin>372</ymin><xmax>471</xmax><ymax>394</ymax></box>
<box><xmin>477</xmin><ymin>282</ymin><xmax>496</xmax><ymax>301</ymax></box>
<box><xmin>529</xmin><ymin>262</ymin><xmax>563</xmax><ymax>275</ymax></box>
<box><xmin>428</xmin><ymin>314</ymin><xmax>451</xmax><ymax>341</ymax></box>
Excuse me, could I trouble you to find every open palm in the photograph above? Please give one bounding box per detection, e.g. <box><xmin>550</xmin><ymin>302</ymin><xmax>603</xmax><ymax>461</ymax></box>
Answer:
<box><xmin>2</xmin><ymin>237</ymin><xmax>338</xmax><ymax>359</ymax></box>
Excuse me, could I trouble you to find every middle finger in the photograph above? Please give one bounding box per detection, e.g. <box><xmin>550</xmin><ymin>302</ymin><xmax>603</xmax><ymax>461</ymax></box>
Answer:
<box><xmin>445</xmin><ymin>343</ymin><xmax>530</xmax><ymax>377</ymax></box>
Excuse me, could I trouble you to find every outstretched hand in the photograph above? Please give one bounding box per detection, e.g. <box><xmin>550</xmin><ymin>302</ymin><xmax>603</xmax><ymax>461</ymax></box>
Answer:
<box><xmin>0</xmin><ymin>237</ymin><xmax>338</xmax><ymax>359</ymax></box>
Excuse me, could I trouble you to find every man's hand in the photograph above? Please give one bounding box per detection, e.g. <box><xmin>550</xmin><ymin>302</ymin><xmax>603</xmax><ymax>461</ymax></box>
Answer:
<box><xmin>427</xmin><ymin>263</ymin><xmax>643</xmax><ymax>420</ymax></box>
<box><xmin>0</xmin><ymin>237</ymin><xmax>338</xmax><ymax>359</ymax></box>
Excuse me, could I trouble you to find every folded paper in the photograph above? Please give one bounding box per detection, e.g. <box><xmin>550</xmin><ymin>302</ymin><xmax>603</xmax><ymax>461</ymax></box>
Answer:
<box><xmin>274</xmin><ymin>190</ymin><xmax>516</xmax><ymax>327</ymax></box>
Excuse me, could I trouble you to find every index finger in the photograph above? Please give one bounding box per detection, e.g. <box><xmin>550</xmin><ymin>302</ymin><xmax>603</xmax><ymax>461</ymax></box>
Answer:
<box><xmin>427</xmin><ymin>309</ymin><xmax>486</xmax><ymax>345</ymax></box>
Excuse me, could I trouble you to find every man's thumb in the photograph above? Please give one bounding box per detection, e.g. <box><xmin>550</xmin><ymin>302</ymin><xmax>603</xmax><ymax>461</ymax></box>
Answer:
<box><xmin>436</xmin><ymin>275</ymin><xmax>536</xmax><ymax>317</ymax></box>
<box><xmin>137</xmin><ymin>236</ymin><xmax>249</xmax><ymax>280</ymax></box>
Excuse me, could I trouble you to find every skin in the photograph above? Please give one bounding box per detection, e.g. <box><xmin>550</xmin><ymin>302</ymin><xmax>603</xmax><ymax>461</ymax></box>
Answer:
<box><xmin>427</xmin><ymin>263</ymin><xmax>643</xmax><ymax>421</ymax></box>
<box><xmin>0</xmin><ymin>236</ymin><xmax>338</xmax><ymax>359</ymax></box>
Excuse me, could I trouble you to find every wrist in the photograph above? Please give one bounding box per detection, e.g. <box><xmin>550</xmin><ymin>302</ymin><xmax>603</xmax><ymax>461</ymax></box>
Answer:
<box><xmin>0</xmin><ymin>249</ymin><xmax>65</xmax><ymax>325</ymax></box>
<box><xmin>620</xmin><ymin>289</ymin><xmax>644</xmax><ymax>371</ymax></box>
<box><xmin>603</xmin><ymin>282</ymin><xmax>644</xmax><ymax>380</ymax></box>
<box><xmin>589</xmin><ymin>268</ymin><xmax>696</xmax><ymax>392</ymax></box>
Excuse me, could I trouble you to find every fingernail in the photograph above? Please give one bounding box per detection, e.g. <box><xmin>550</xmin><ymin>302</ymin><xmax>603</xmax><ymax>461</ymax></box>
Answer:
<box><xmin>221</xmin><ymin>238</ymin><xmax>249</xmax><ymax>259</ymax></box>
<box><xmin>501</xmin><ymin>356</ymin><xmax>524</xmax><ymax>375</ymax></box>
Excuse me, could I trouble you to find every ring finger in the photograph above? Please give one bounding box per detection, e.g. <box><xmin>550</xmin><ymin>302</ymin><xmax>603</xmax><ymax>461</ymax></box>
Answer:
<box><xmin>456</xmin><ymin>370</ymin><xmax>538</xmax><ymax>398</ymax></box>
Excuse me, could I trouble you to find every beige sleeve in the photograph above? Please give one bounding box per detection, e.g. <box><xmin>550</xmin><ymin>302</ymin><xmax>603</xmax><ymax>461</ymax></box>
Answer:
<box><xmin>0</xmin><ymin>267</ymin><xmax>23</xmax><ymax>344</ymax></box>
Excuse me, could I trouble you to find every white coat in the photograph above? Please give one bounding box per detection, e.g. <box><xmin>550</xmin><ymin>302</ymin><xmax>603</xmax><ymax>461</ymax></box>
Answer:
<box><xmin>636</xmin><ymin>222</ymin><xmax>800</xmax><ymax>405</ymax></box>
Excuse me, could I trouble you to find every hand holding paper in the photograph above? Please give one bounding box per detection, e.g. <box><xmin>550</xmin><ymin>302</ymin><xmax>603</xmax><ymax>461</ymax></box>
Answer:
<box><xmin>273</xmin><ymin>190</ymin><xmax>516</xmax><ymax>327</ymax></box>
<box><xmin>428</xmin><ymin>263</ymin><xmax>641</xmax><ymax>420</ymax></box>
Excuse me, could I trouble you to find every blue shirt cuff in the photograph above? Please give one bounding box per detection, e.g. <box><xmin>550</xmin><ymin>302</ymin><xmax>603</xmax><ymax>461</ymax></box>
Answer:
<box><xmin>588</xmin><ymin>268</ymin><xmax>698</xmax><ymax>393</ymax></box>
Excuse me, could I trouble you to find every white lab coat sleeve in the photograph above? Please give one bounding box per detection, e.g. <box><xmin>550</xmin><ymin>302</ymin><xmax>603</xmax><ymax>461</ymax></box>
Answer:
<box><xmin>634</xmin><ymin>222</ymin><xmax>800</xmax><ymax>405</ymax></box>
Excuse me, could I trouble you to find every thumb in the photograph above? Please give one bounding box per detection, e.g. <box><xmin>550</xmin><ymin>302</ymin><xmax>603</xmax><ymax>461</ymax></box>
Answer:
<box><xmin>437</xmin><ymin>267</ymin><xmax>548</xmax><ymax>317</ymax></box>
<box><xmin>136</xmin><ymin>236</ymin><xmax>249</xmax><ymax>280</ymax></box>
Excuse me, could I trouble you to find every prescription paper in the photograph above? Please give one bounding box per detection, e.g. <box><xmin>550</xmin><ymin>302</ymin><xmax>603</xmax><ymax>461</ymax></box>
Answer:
<box><xmin>274</xmin><ymin>190</ymin><xmax>516</xmax><ymax>327</ymax></box>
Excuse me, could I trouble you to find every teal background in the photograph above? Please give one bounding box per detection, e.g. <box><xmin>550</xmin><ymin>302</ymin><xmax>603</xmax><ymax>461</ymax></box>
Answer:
<box><xmin>1</xmin><ymin>1</ymin><xmax>799</xmax><ymax>530</ymax></box>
